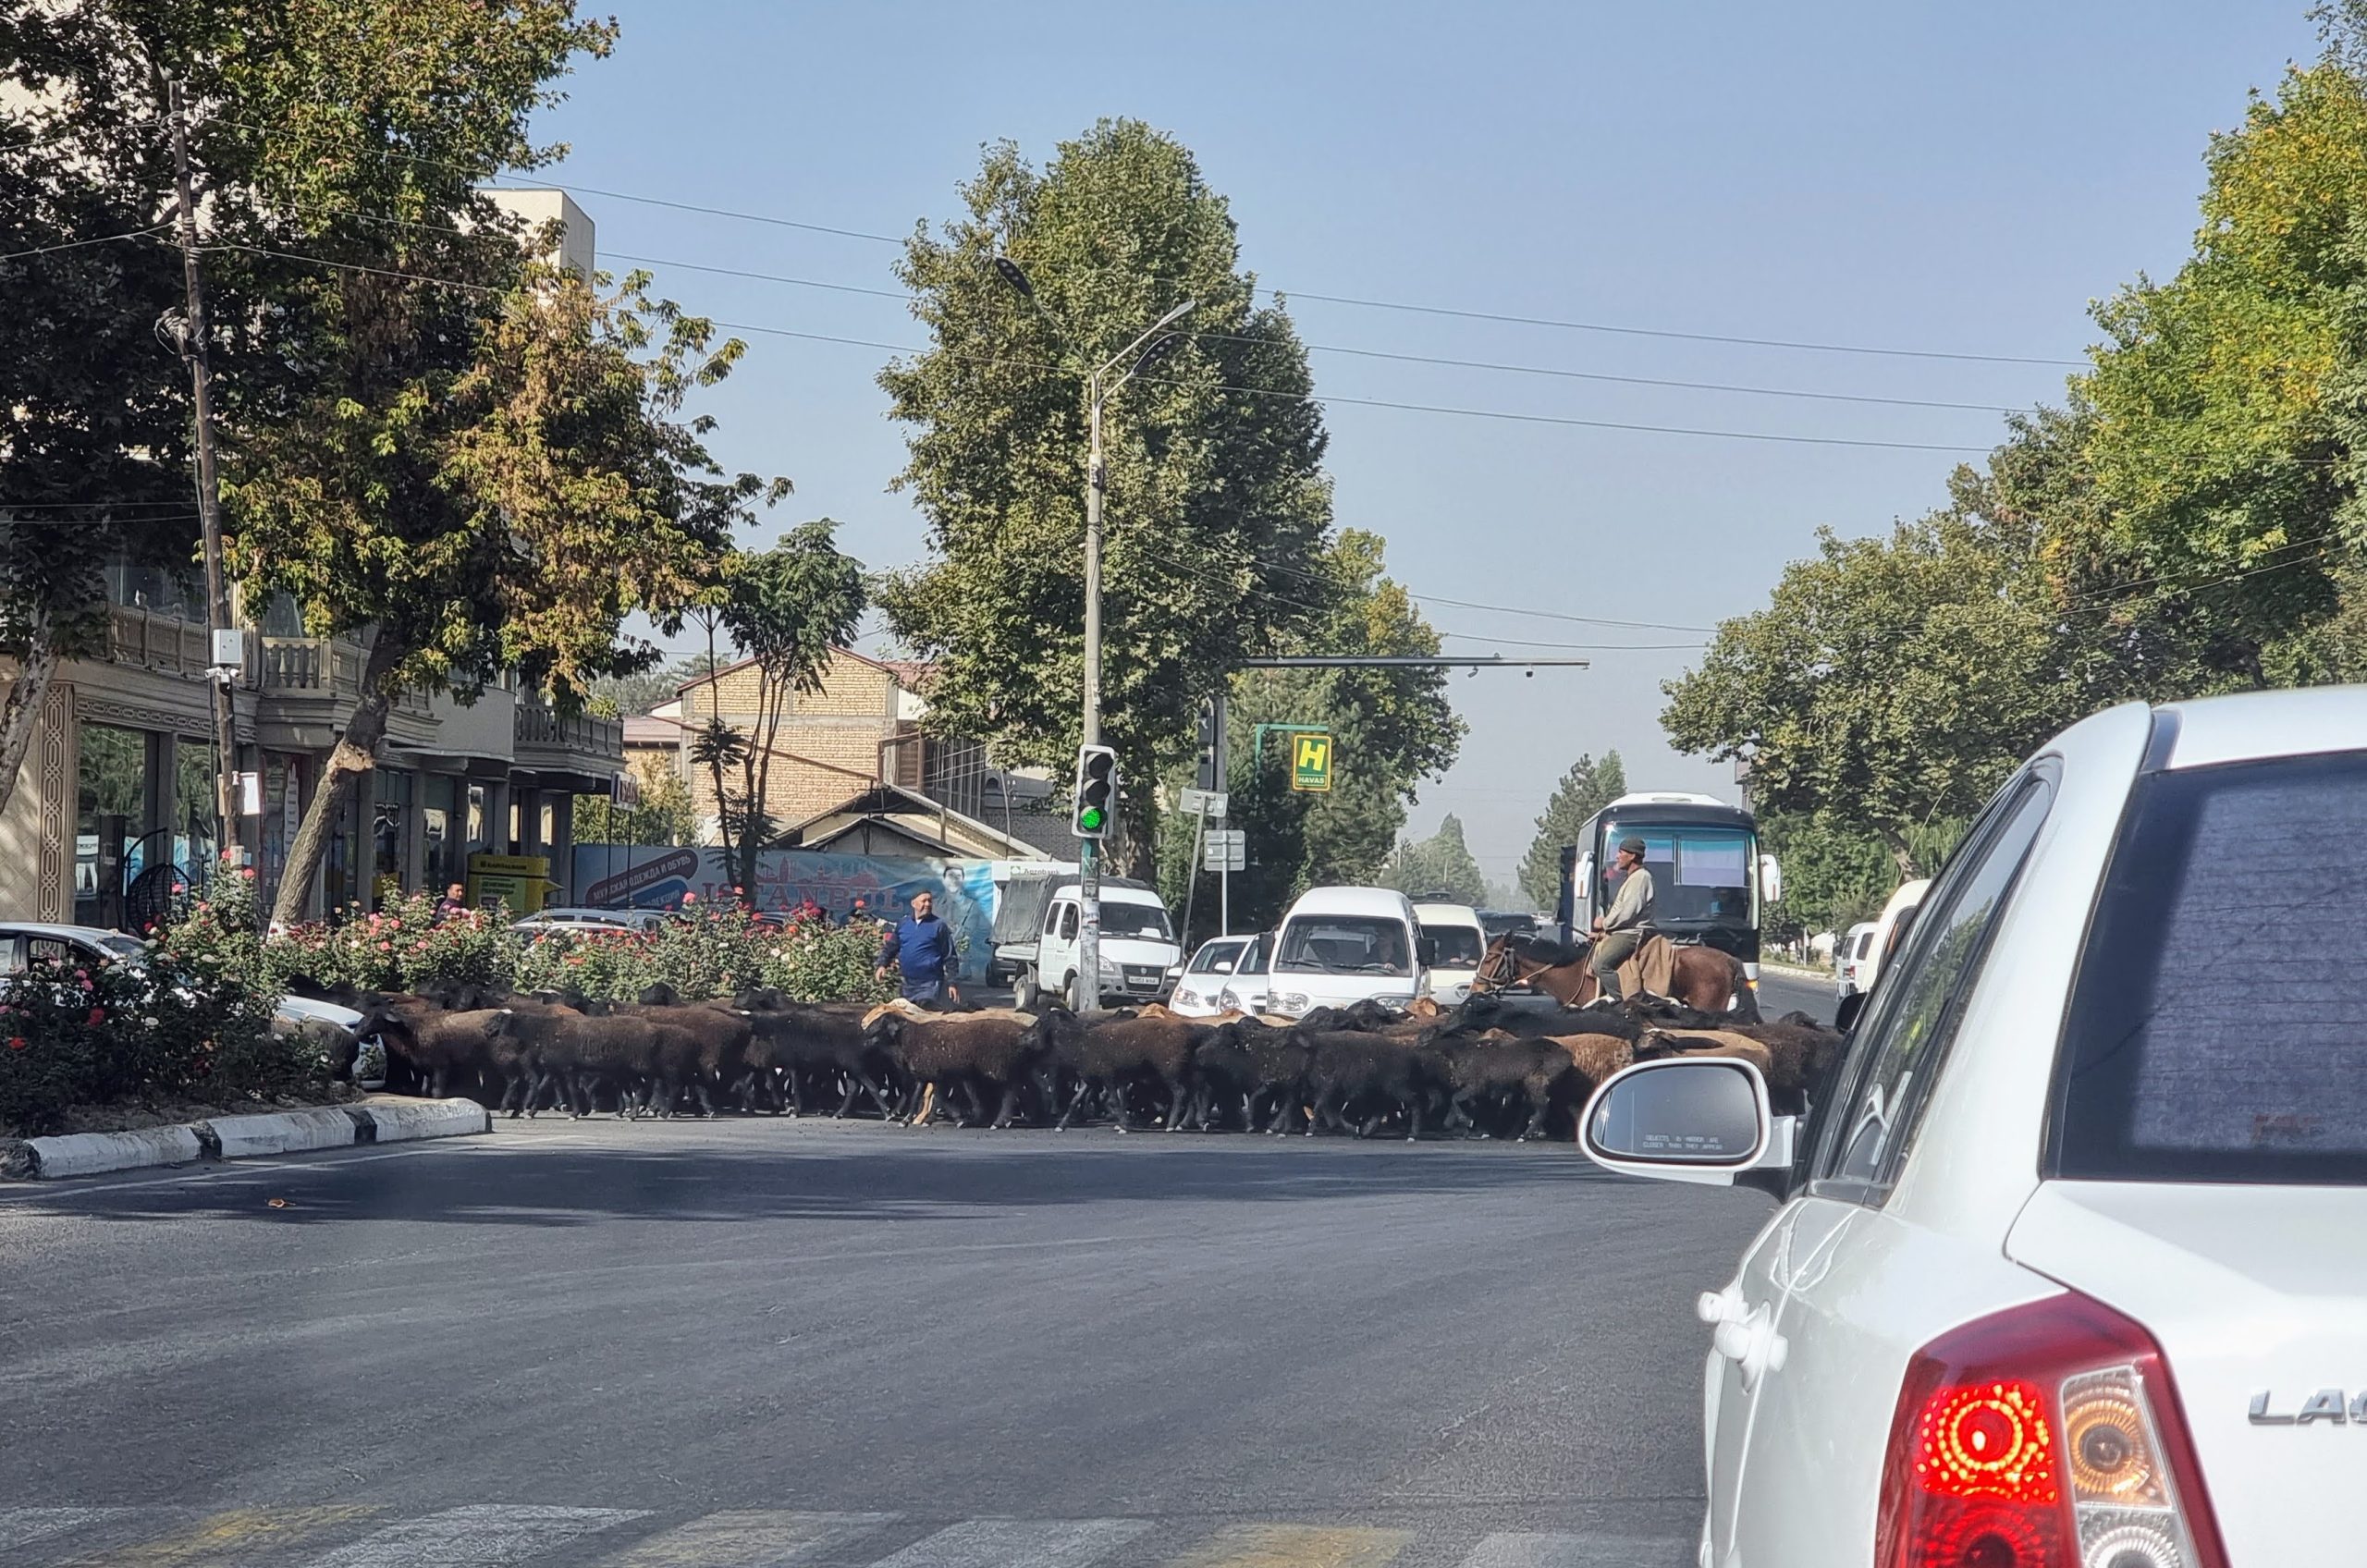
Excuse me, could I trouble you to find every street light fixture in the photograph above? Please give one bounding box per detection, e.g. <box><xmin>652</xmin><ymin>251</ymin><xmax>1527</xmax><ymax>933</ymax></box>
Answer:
<box><xmin>995</xmin><ymin>256</ymin><xmax>1196</xmax><ymax>1010</ymax></box>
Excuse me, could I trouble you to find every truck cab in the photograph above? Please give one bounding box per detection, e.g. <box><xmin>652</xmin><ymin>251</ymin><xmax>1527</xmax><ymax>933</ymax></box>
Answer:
<box><xmin>1006</xmin><ymin>877</ymin><xmax>1182</xmax><ymax>1009</ymax></box>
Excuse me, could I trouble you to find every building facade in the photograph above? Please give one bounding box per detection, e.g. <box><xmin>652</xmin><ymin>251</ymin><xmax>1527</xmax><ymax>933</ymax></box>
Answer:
<box><xmin>0</xmin><ymin>585</ymin><xmax>624</xmax><ymax>926</ymax></box>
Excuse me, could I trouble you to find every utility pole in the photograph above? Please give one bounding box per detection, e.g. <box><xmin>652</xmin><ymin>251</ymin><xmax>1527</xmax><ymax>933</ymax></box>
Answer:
<box><xmin>168</xmin><ymin>78</ymin><xmax>242</xmax><ymax>874</ymax></box>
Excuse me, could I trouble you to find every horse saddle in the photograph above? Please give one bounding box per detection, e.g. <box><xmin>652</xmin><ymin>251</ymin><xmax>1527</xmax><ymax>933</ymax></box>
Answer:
<box><xmin>1617</xmin><ymin>934</ymin><xmax>1680</xmax><ymax>999</ymax></box>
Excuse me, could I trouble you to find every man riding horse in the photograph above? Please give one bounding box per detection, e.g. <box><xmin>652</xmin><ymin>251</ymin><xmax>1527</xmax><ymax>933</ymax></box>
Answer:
<box><xmin>1589</xmin><ymin>835</ymin><xmax>1654</xmax><ymax>1002</ymax></box>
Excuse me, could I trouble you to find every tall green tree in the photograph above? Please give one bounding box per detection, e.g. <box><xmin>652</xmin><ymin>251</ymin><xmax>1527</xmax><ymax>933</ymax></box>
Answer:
<box><xmin>0</xmin><ymin>2</ymin><xmax>230</xmax><ymax>818</ymax></box>
<box><xmin>1516</xmin><ymin>750</ymin><xmax>1625</xmax><ymax>909</ymax></box>
<box><xmin>1662</xmin><ymin>511</ymin><xmax>2058</xmax><ymax>877</ymax></box>
<box><xmin>877</xmin><ymin>119</ymin><xmax>1337</xmax><ymax>874</ymax></box>
<box><xmin>1379</xmin><ymin>814</ymin><xmax>1488</xmax><ymax>906</ymax></box>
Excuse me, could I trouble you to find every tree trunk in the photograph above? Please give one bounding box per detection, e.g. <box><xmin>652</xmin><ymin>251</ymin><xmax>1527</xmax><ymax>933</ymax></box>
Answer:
<box><xmin>268</xmin><ymin>638</ymin><xmax>403</xmax><ymax>929</ymax></box>
<box><xmin>0</xmin><ymin>611</ymin><xmax>58</xmax><ymax>823</ymax></box>
<box><xmin>1880</xmin><ymin>827</ymin><xmax>1920</xmax><ymax>881</ymax></box>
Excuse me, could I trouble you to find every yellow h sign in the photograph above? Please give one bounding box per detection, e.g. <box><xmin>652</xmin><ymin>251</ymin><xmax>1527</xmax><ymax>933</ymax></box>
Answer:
<box><xmin>1292</xmin><ymin>732</ymin><xmax>1333</xmax><ymax>792</ymax></box>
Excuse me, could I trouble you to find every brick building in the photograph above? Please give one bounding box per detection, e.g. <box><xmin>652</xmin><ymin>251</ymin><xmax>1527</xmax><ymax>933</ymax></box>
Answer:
<box><xmin>645</xmin><ymin>648</ymin><xmax>991</xmax><ymax>839</ymax></box>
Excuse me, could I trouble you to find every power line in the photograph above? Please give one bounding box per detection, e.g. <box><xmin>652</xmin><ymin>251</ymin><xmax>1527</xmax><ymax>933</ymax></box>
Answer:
<box><xmin>607</xmin><ymin>247</ymin><xmax>2017</xmax><ymax>415</ymax></box>
<box><xmin>185</xmin><ymin>118</ymin><xmax>2077</xmax><ymax>368</ymax></box>
<box><xmin>0</xmin><ymin>224</ymin><xmax>171</xmax><ymax>262</ymax></box>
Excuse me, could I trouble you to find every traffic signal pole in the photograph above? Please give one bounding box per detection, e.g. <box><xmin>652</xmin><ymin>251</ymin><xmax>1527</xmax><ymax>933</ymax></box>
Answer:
<box><xmin>1077</xmin><ymin>374</ymin><xmax>1105</xmax><ymax>1013</ymax></box>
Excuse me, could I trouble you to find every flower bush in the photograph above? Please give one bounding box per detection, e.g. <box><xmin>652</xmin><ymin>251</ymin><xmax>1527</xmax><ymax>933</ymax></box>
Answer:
<box><xmin>264</xmin><ymin>892</ymin><xmax>516</xmax><ymax>996</ymax></box>
<box><xmin>0</xmin><ymin>941</ymin><xmax>293</xmax><ymax>1140</ymax></box>
<box><xmin>509</xmin><ymin>901</ymin><xmax>896</xmax><ymax>1006</ymax></box>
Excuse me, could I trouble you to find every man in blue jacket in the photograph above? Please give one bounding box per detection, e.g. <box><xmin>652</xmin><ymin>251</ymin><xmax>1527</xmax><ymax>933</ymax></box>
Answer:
<box><xmin>875</xmin><ymin>889</ymin><xmax>960</xmax><ymax>1004</ymax></box>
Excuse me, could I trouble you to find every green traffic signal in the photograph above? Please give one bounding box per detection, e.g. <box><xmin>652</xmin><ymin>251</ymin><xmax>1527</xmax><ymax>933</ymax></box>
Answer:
<box><xmin>1079</xmin><ymin>805</ymin><xmax>1106</xmax><ymax>830</ymax></box>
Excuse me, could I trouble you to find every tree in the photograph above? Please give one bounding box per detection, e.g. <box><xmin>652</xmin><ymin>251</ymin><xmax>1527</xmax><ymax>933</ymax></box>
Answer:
<box><xmin>572</xmin><ymin>756</ymin><xmax>699</xmax><ymax>848</ymax></box>
<box><xmin>0</xmin><ymin>3</ymin><xmax>235</xmax><ymax>819</ymax></box>
<box><xmin>1516</xmin><ymin>751</ymin><xmax>1626</xmax><ymax>909</ymax></box>
<box><xmin>1662</xmin><ymin>514</ymin><xmax>2057</xmax><ymax>877</ymax></box>
<box><xmin>681</xmin><ymin>522</ymin><xmax>866</xmax><ymax>900</ymax></box>
<box><xmin>1379</xmin><ymin>814</ymin><xmax>1488</xmax><ymax>907</ymax></box>
<box><xmin>588</xmin><ymin>655</ymin><xmax>708</xmax><ymax>718</ymax></box>
<box><xmin>877</xmin><ymin>120</ymin><xmax>1336</xmax><ymax>873</ymax></box>
<box><xmin>2079</xmin><ymin>61</ymin><xmax>2362</xmax><ymax>668</ymax></box>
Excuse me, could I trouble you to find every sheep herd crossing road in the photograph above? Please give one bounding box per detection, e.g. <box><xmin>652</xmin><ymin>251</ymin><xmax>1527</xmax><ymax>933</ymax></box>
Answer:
<box><xmin>345</xmin><ymin>981</ymin><xmax>1849</xmax><ymax>1143</ymax></box>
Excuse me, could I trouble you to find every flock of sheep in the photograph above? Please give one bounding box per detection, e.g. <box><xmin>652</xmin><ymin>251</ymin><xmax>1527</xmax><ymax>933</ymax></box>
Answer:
<box><xmin>327</xmin><ymin>979</ymin><xmax>1848</xmax><ymax>1142</ymax></box>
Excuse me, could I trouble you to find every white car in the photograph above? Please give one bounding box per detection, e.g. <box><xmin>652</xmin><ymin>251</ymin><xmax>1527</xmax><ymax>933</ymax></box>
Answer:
<box><xmin>1168</xmin><ymin>935</ymin><xmax>1253</xmax><ymax>1018</ymax></box>
<box><xmin>1413</xmin><ymin>901</ymin><xmax>1489</xmax><ymax>1006</ymax></box>
<box><xmin>1578</xmin><ymin>685</ymin><xmax>2364</xmax><ymax>1568</ymax></box>
<box><xmin>1834</xmin><ymin>919</ymin><xmax>1877</xmax><ymax>998</ymax></box>
<box><xmin>0</xmin><ymin>920</ymin><xmax>386</xmax><ymax>1088</ymax></box>
<box><xmin>1216</xmin><ymin>930</ymin><xmax>1276</xmax><ymax>1015</ymax></box>
<box><xmin>509</xmin><ymin>906</ymin><xmax>666</xmax><ymax>937</ymax></box>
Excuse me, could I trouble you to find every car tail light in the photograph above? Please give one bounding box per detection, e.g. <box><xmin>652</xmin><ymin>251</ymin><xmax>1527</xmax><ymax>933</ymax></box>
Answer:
<box><xmin>1877</xmin><ymin>1292</ymin><xmax>2228</xmax><ymax>1568</ymax></box>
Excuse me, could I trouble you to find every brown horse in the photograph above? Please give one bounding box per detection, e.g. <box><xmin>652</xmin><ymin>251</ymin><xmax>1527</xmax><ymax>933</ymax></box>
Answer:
<box><xmin>1475</xmin><ymin>930</ymin><xmax>1760</xmax><ymax>1021</ymax></box>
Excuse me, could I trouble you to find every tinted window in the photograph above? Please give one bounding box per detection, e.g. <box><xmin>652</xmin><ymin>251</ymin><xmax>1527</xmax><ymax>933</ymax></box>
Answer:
<box><xmin>1812</xmin><ymin>766</ymin><xmax>2055</xmax><ymax>1200</ymax></box>
<box><xmin>1276</xmin><ymin>915</ymin><xmax>1412</xmax><ymax>975</ymax></box>
<box><xmin>2054</xmin><ymin>752</ymin><xmax>2367</xmax><ymax>1185</ymax></box>
<box><xmin>1058</xmin><ymin>904</ymin><xmax>1079</xmax><ymax>940</ymax></box>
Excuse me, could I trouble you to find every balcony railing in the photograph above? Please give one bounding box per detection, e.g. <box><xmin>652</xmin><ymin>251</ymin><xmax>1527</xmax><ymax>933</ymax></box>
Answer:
<box><xmin>106</xmin><ymin>605</ymin><xmax>233</xmax><ymax>681</ymax></box>
<box><xmin>255</xmin><ymin>636</ymin><xmax>431</xmax><ymax>716</ymax></box>
<box><xmin>514</xmin><ymin>699</ymin><xmax>624</xmax><ymax>763</ymax></box>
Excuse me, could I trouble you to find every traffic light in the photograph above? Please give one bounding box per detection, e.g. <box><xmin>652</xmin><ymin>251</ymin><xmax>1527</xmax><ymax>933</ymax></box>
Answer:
<box><xmin>1072</xmin><ymin>744</ymin><xmax>1117</xmax><ymax>839</ymax></box>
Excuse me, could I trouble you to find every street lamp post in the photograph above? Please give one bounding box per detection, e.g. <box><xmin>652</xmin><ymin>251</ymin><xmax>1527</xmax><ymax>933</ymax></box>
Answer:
<box><xmin>995</xmin><ymin>258</ymin><xmax>1192</xmax><ymax>1010</ymax></box>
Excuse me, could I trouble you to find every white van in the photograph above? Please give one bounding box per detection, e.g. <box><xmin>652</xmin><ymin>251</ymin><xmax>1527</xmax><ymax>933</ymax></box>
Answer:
<box><xmin>1265</xmin><ymin>887</ymin><xmax>1431</xmax><ymax>1019</ymax></box>
<box><xmin>1012</xmin><ymin>880</ymin><xmax>1183</xmax><ymax>1009</ymax></box>
<box><xmin>1834</xmin><ymin>919</ymin><xmax>1878</xmax><ymax>998</ymax></box>
<box><xmin>1411</xmin><ymin>901</ymin><xmax>1488</xmax><ymax>1006</ymax></box>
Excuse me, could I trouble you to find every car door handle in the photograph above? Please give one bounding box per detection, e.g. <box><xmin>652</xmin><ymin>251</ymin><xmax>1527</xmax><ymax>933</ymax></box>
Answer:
<box><xmin>1711</xmin><ymin>1305</ymin><xmax>1788</xmax><ymax>1388</ymax></box>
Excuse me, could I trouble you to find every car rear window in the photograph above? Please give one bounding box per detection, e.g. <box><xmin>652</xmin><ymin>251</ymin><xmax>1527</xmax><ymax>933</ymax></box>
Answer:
<box><xmin>2053</xmin><ymin>750</ymin><xmax>2367</xmax><ymax>1185</ymax></box>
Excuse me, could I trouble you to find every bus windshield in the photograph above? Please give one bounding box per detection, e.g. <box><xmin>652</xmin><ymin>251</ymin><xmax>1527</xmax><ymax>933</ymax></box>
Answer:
<box><xmin>1599</xmin><ymin>822</ymin><xmax>1755</xmax><ymax>927</ymax></box>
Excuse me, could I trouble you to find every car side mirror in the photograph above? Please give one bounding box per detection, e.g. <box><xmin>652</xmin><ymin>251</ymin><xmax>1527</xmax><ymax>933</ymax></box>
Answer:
<box><xmin>1834</xmin><ymin>990</ymin><xmax>1867</xmax><ymax>1034</ymax></box>
<box><xmin>1212</xmin><ymin>959</ymin><xmax>1233</xmax><ymax>974</ymax></box>
<box><xmin>1417</xmin><ymin>935</ymin><xmax>1439</xmax><ymax>967</ymax></box>
<box><xmin>1760</xmin><ymin>853</ymin><xmax>1783</xmax><ymax>904</ymax></box>
<box><xmin>1579</xmin><ymin>1058</ymin><xmax>1793</xmax><ymax>1191</ymax></box>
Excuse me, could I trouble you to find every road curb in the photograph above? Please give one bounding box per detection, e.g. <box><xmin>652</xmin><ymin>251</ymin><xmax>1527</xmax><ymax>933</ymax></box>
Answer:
<box><xmin>0</xmin><ymin>1097</ymin><xmax>490</xmax><ymax>1181</ymax></box>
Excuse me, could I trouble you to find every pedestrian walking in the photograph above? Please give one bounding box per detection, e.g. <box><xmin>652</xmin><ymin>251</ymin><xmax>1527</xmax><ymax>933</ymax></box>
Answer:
<box><xmin>875</xmin><ymin>889</ymin><xmax>960</xmax><ymax>1005</ymax></box>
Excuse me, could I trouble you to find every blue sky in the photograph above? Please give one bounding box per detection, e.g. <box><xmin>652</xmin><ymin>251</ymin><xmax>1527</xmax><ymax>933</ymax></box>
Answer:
<box><xmin>526</xmin><ymin>0</ymin><xmax>2321</xmax><ymax>889</ymax></box>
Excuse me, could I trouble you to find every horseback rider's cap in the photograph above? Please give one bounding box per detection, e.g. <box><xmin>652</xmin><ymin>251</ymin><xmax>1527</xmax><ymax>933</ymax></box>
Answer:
<box><xmin>1618</xmin><ymin>836</ymin><xmax>1647</xmax><ymax>855</ymax></box>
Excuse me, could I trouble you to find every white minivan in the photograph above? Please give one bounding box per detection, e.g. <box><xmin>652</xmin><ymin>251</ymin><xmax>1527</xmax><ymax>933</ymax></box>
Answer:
<box><xmin>1412</xmin><ymin>901</ymin><xmax>1489</xmax><ymax>1006</ymax></box>
<box><xmin>1014</xmin><ymin>881</ymin><xmax>1184</xmax><ymax>1009</ymax></box>
<box><xmin>1264</xmin><ymin>886</ymin><xmax>1431</xmax><ymax>1019</ymax></box>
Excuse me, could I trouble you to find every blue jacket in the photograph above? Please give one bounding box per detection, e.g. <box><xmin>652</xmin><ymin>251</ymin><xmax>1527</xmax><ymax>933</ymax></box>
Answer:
<box><xmin>878</xmin><ymin>913</ymin><xmax>954</xmax><ymax>984</ymax></box>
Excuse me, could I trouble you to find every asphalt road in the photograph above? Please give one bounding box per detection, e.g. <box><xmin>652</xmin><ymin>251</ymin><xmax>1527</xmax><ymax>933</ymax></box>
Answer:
<box><xmin>1754</xmin><ymin>967</ymin><xmax>1835</xmax><ymax>1026</ymax></box>
<box><xmin>0</xmin><ymin>1114</ymin><xmax>1776</xmax><ymax>1568</ymax></box>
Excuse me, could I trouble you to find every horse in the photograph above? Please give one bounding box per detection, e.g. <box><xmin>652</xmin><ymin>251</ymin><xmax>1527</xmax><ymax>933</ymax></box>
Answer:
<box><xmin>1474</xmin><ymin>929</ymin><xmax>1760</xmax><ymax>1021</ymax></box>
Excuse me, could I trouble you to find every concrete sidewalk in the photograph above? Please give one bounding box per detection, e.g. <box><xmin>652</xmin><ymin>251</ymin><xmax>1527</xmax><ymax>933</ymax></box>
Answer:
<box><xmin>0</xmin><ymin>1096</ymin><xmax>488</xmax><ymax>1180</ymax></box>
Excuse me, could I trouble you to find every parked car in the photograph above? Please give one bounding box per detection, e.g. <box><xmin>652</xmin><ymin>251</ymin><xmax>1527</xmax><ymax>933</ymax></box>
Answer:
<box><xmin>509</xmin><ymin>906</ymin><xmax>666</xmax><ymax>937</ymax></box>
<box><xmin>0</xmin><ymin>920</ymin><xmax>386</xmax><ymax>1088</ymax></box>
<box><xmin>1263</xmin><ymin>886</ymin><xmax>1430</xmax><ymax>1019</ymax></box>
<box><xmin>1834</xmin><ymin>919</ymin><xmax>1878</xmax><ymax>998</ymax></box>
<box><xmin>1167</xmin><ymin>935</ymin><xmax>1253</xmax><ymax>1018</ymax></box>
<box><xmin>1576</xmin><ymin>685</ymin><xmax>2366</xmax><ymax>1567</ymax></box>
<box><xmin>1412</xmin><ymin>901</ymin><xmax>1489</xmax><ymax>1006</ymax></box>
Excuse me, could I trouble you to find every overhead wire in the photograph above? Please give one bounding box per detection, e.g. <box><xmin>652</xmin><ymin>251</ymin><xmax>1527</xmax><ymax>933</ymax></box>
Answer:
<box><xmin>186</xmin><ymin>115</ymin><xmax>2079</xmax><ymax>369</ymax></box>
<box><xmin>0</xmin><ymin>224</ymin><xmax>173</xmax><ymax>262</ymax></box>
